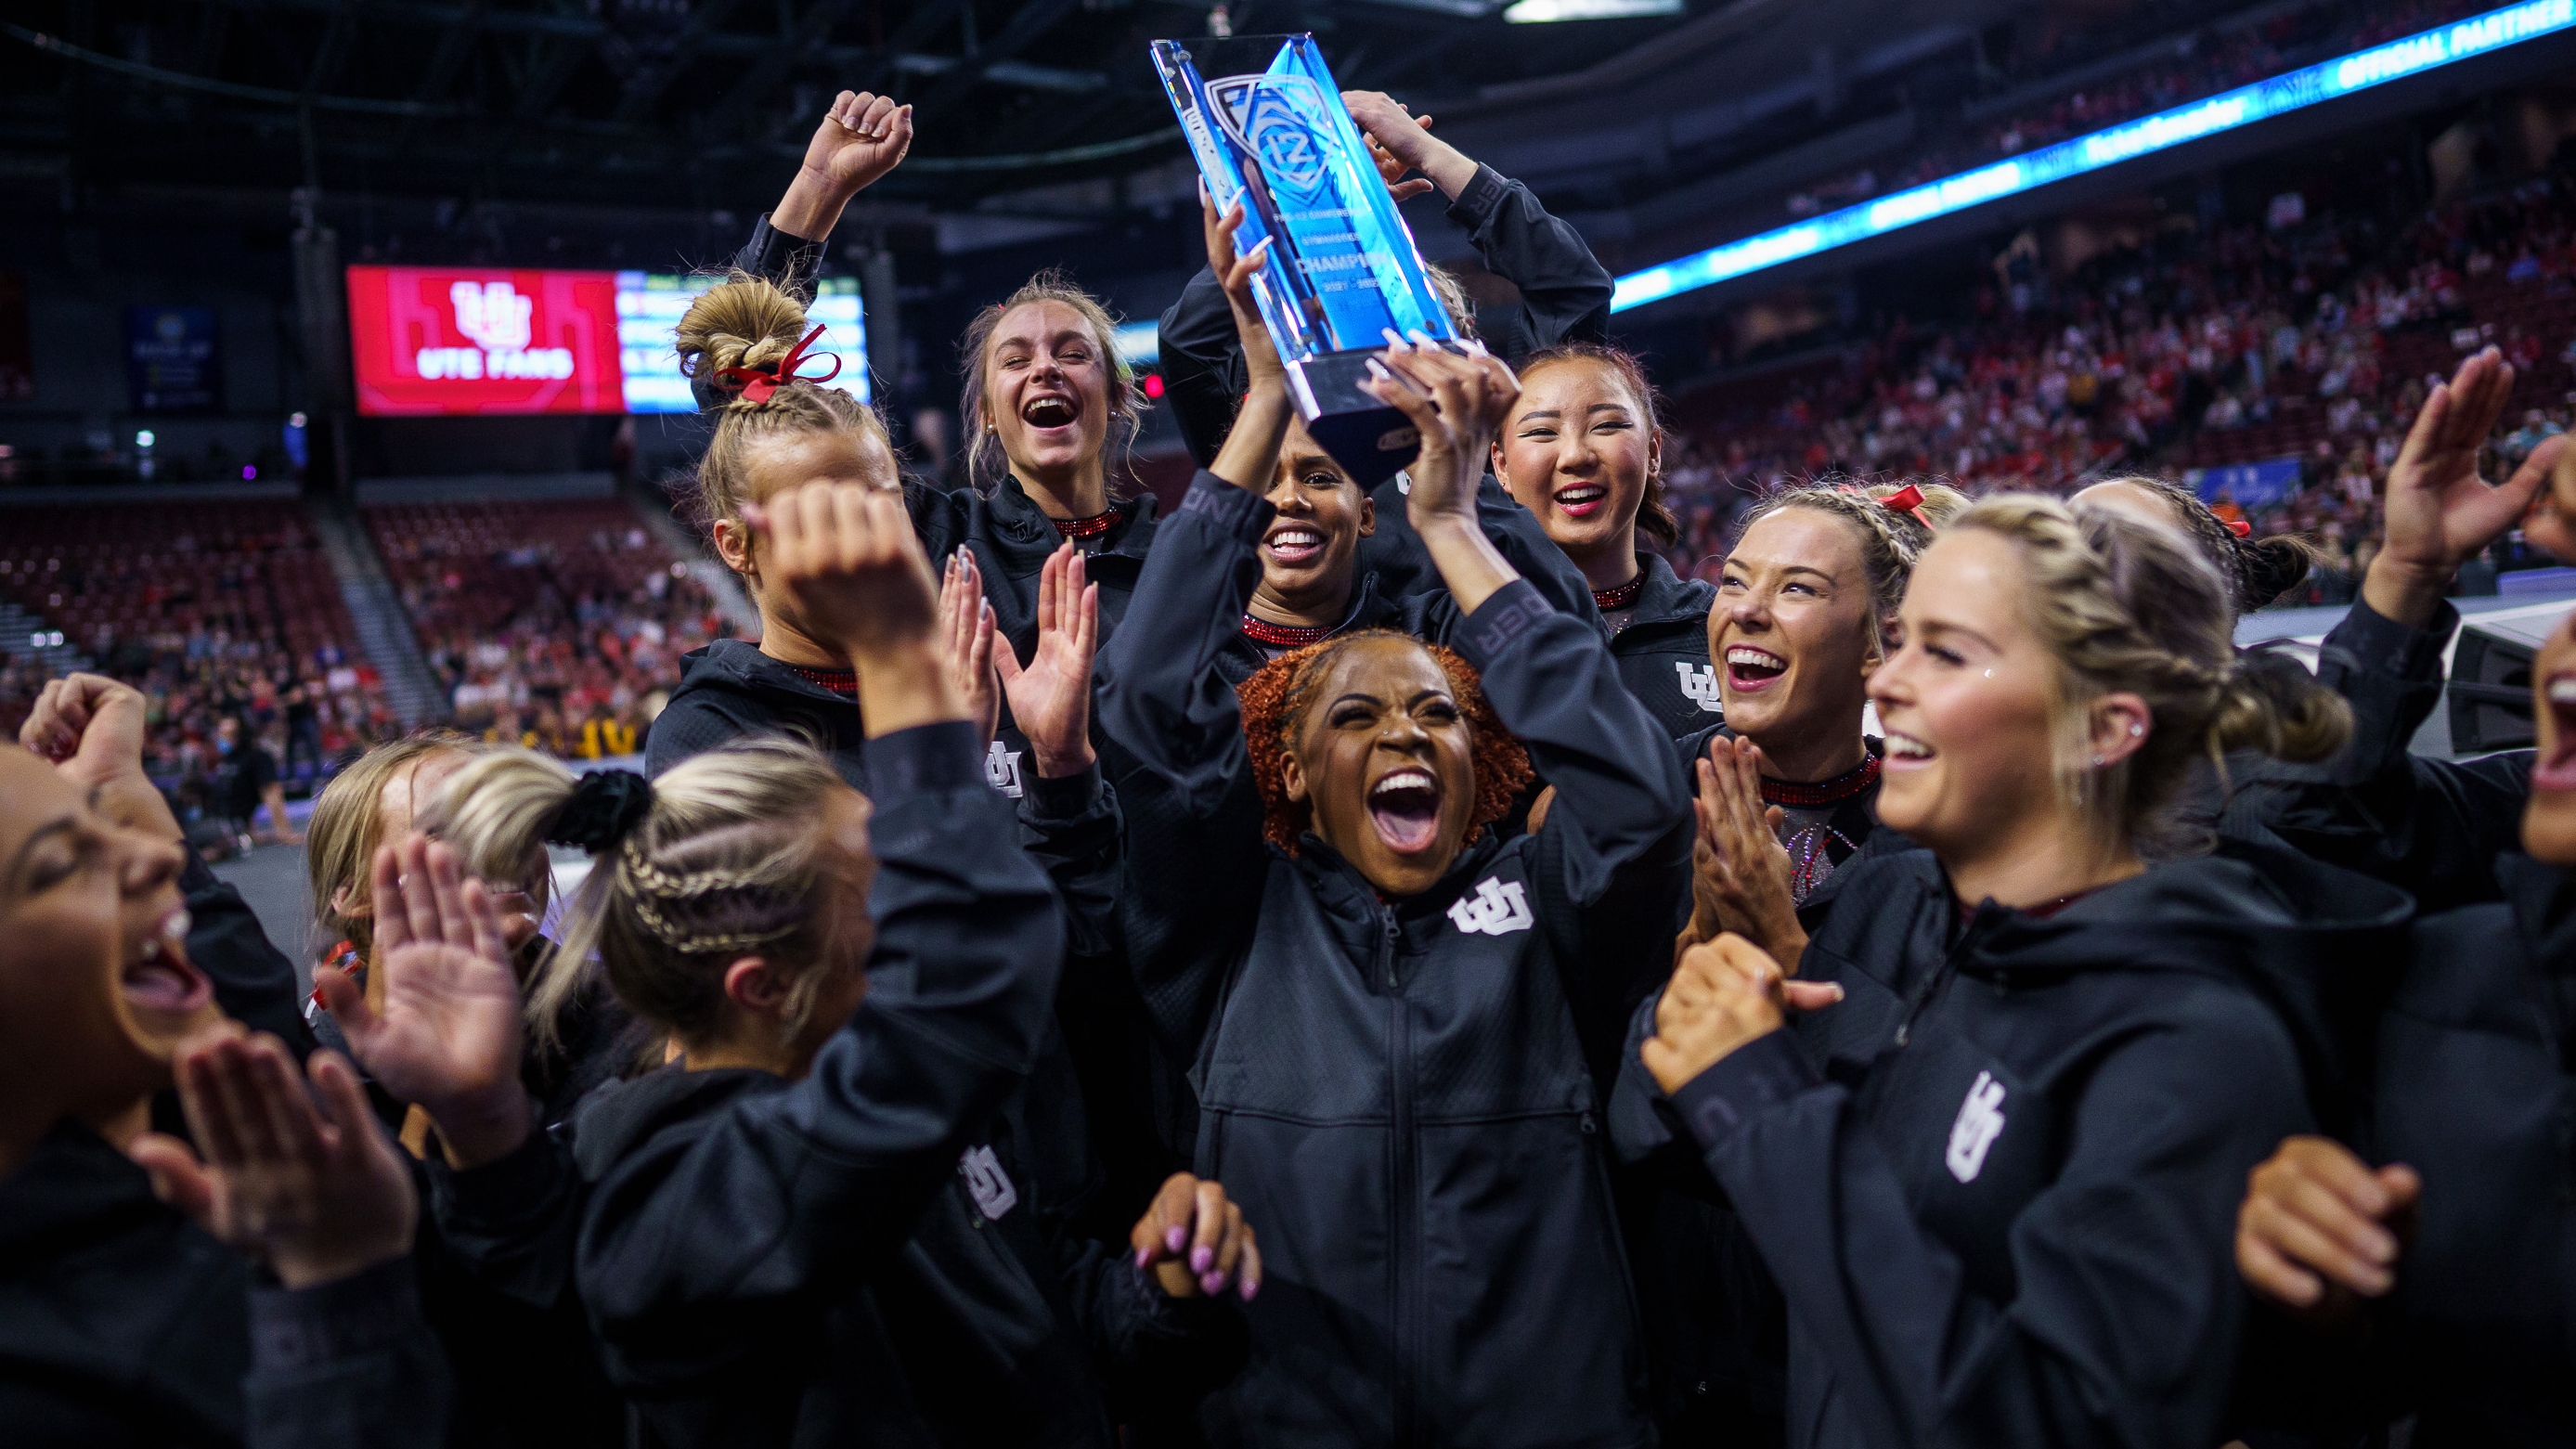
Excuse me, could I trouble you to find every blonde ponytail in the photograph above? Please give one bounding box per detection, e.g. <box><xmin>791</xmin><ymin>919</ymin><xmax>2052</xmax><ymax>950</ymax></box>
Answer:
<box><xmin>431</xmin><ymin>738</ymin><xmax>858</xmax><ymax>1053</ymax></box>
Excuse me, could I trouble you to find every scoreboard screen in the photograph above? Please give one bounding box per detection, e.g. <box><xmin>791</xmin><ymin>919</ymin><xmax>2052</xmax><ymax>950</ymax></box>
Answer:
<box><xmin>347</xmin><ymin>265</ymin><xmax>866</xmax><ymax>417</ymax></box>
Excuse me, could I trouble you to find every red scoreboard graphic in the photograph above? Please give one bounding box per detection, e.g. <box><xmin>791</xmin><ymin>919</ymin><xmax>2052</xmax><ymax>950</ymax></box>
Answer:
<box><xmin>347</xmin><ymin>266</ymin><xmax>625</xmax><ymax>416</ymax></box>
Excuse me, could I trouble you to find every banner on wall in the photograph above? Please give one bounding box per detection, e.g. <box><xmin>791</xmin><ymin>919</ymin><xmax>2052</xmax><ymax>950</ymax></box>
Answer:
<box><xmin>0</xmin><ymin>273</ymin><xmax>30</xmax><ymax>401</ymax></box>
<box><xmin>348</xmin><ymin>265</ymin><xmax>867</xmax><ymax>417</ymax></box>
<box><xmin>125</xmin><ymin>305</ymin><xmax>222</xmax><ymax>412</ymax></box>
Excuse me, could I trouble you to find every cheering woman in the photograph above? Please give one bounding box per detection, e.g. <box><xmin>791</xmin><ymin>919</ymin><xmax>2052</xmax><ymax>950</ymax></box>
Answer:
<box><xmin>1625</xmin><ymin>495</ymin><xmax>2409</xmax><ymax>1449</ymax></box>
<box><xmin>1095</xmin><ymin>299</ymin><xmax>1689</xmax><ymax>1442</ymax></box>
<box><xmin>1491</xmin><ymin>342</ymin><xmax>1718</xmax><ymax>736</ymax></box>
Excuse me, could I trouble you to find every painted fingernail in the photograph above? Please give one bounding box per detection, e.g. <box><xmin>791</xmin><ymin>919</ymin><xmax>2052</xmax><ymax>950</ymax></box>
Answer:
<box><xmin>1201</xmin><ymin>1271</ymin><xmax>1227</xmax><ymax>1295</ymax></box>
<box><xmin>1136</xmin><ymin>1246</ymin><xmax>1153</xmax><ymax>1269</ymax></box>
<box><xmin>1366</xmin><ymin>358</ymin><xmax>1394</xmax><ymax>382</ymax></box>
<box><xmin>1191</xmin><ymin>1245</ymin><xmax>1214</xmax><ymax>1274</ymax></box>
<box><xmin>1381</xmin><ymin>327</ymin><xmax>1409</xmax><ymax>350</ymax></box>
<box><xmin>1167</xmin><ymin>1224</ymin><xmax>1187</xmax><ymax>1253</ymax></box>
<box><xmin>1240</xmin><ymin>1277</ymin><xmax>1260</xmax><ymax>1300</ymax></box>
<box><xmin>1405</xmin><ymin>328</ymin><xmax>1437</xmax><ymax>347</ymax></box>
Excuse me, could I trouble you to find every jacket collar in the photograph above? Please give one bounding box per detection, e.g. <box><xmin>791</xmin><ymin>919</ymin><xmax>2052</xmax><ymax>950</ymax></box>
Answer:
<box><xmin>672</xmin><ymin>639</ymin><xmax>858</xmax><ymax>711</ymax></box>
<box><xmin>982</xmin><ymin>473</ymin><xmax>1159</xmax><ymax>567</ymax></box>
<box><xmin>1618</xmin><ymin>550</ymin><xmax>1716</xmax><ymax>630</ymax></box>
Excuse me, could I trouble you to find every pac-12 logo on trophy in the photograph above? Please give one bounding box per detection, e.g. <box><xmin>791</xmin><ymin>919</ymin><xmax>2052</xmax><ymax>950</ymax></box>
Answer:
<box><xmin>1210</xmin><ymin>74</ymin><xmax>1333</xmax><ymax>197</ymax></box>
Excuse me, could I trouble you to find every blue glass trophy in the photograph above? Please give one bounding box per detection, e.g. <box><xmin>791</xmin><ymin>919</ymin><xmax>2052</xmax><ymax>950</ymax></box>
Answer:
<box><xmin>1152</xmin><ymin>33</ymin><xmax>1459</xmax><ymax>487</ymax></box>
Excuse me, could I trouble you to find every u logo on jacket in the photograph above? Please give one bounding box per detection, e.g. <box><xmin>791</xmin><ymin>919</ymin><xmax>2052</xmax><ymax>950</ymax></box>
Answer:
<box><xmin>1675</xmin><ymin>661</ymin><xmax>1724</xmax><ymax>714</ymax></box>
<box><xmin>1448</xmin><ymin>877</ymin><xmax>1534</xmax><ymax>937</ymax></box>
<box><xmin>1945</xmin><ymin>1071</ymin><xmax>2008</xmax><ymax>1184</ymax></box>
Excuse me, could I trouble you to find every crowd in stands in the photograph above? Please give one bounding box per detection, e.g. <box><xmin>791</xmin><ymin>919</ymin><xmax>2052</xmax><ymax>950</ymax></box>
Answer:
<box><xmin>0</xmin><ymin>501</ymin><xmax>401</xmax><ymax>843</ymax></box>
<box><xmin>1663</xmin><ymin>153</ymin><xmax>2576</xmax><ymax>607</ymax></box>
<box><xmin>365</xmin><ymin>499</ymin><xmax>739</xmax><ymax>761</ymax></box>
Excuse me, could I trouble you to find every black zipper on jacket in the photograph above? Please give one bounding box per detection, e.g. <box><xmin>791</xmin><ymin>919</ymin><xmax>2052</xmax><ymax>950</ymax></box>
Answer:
<box><xmin>1894</xmin><ymin>909</ymin><xmax>1998</xmax><ymax>1048</ymax></box>
<box><xmin>1379</xmin><ymin>901</ymin><xmax>1419</xmax><ymax>1447</ymax></box>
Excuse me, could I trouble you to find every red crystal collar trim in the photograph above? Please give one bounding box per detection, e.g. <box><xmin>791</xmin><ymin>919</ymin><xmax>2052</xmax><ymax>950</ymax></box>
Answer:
<box><xmin>1050</xmin><ymin>509</ymin><xmax>1120</xmax><ymax>540</ymax></box>
<box><xmin>786</xmin><ymin>665</ymin><xmax>860</xmax><ymax>698</ymax></box>
<box><xmin>1757</xmin><ymin>753</ymin><xmax>1883</xmax><ymax>809</ymax></box>
<box><xmin>1240</xmin><ymin>615</ymin><xmax>1340</xmax><ymax>648</ymax></box>
<box><xmin>1592</xmin><ymin>575</ymin><xmax>1645</xmax><ymax>611</ymax></box>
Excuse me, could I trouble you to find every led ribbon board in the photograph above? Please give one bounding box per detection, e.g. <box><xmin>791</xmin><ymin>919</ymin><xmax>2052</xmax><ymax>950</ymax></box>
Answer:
<box><xmin>1610</xmin><ymin>0</ymin><xmax>2576</xmax><ymax>312</ymax></box>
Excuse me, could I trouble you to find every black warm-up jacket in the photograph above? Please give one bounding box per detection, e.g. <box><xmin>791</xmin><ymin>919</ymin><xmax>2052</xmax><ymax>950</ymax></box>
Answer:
<box><xmin>1094</xmin><ymin>472</ymin><xmax>1690</xmax><ymax>1445</ymax></box>
<box><xmin>1610</xmin><ymin>550</ymin><xmax>1724</xmax><ymax>738</ymax></box>
<box><xmin>2359</xmin><ymin>852</ymin><xmax>2576</xmax><ymax>1446</ymax></box>
<box><xmin>1612</xmin><ymin>843</ymin><xmax>2411</xmax><ymax>1449</ymax></box>
<box><xmin>435</xmin><ymin>722</ymin><xmax>1241</xmax><ymax>1448</ymax></box>
<box><xmin>2242</xmin><ymin>597</ymin><xmax>2533</xmax><ymax>912</ymax></box>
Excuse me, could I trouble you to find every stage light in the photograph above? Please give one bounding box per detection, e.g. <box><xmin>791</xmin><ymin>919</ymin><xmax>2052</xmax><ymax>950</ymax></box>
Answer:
<box><xmin>1610</xmin><ymin>0</ymin><xmax>2576</xmax><ymax>311</ymax></box>
<box><xmin>1114</xmin><ymin>320</ymin><xmax>1160</xmax><ymax>366</ymax></box>
<box><xmin>1505</xmin><ymin>0</ymin><xmax>1681</xmax><ymax>21</ymax></box>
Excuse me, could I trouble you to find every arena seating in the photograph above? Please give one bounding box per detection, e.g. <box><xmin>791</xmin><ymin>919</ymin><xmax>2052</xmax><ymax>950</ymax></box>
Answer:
<box><xmin>0</xmin><ymin>501</ymin><xmax>397</xmax><ymax>786</ymax></box>
<box><xmin>363</xmin><ymin>499</ymin><xmax>738</xmax><ymax>758</ymax></box>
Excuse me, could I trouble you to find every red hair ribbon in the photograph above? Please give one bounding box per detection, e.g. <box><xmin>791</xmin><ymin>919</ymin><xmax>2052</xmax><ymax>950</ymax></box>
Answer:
<box><xmin>715</xmin><ymin>322</ymin><xmax>842</xmax><ymax>404</ymax></box>
<box><xmin>1878</xmin><ymin>482</ymin><xmax>1931</xmax><ymax>525</ymax></box>
<box><xmin>2226</xmin><ymin>518</ymin><xmax>2253</xmax><ymax>537</ymax></box>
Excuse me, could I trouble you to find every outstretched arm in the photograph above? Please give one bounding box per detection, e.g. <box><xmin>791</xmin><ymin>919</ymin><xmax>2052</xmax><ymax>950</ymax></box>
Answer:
<box><xmin>1342</xmin><ymin>90</ymin><xmax>1611</xmax><ymax>356</ymax></box>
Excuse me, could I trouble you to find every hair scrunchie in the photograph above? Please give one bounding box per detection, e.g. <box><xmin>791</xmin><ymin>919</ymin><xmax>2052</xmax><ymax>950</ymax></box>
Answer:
<box><xmin>547</xmin><ymin>769</ymin><xmax>655</xmax><ymax>854</ymax></box>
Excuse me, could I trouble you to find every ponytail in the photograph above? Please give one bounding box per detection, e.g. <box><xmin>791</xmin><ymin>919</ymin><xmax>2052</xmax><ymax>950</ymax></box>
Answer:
<box><xmin>429</xmin><ymin>738</ymin><xmax>856</xmax><ymax>1053</ymax></box>
<box><xmin>2083</xmin><ymin>474</ymin><xmax>2317</xmax><ymax>613</ymax></box>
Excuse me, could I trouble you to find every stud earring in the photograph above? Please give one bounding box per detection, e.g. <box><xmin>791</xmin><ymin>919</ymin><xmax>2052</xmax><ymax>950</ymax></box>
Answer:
<box><xmin>2129</xmin><ymin>723</ymin><xmax>2143</xmax><ymax>737</ymax></box>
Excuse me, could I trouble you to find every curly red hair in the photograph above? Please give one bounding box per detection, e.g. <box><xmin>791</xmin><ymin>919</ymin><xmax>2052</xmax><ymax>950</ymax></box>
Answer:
<box><xmin>1236</xmin><ymin>629</ymin><xmax>1534</xmax><ymax>856</ymax></box>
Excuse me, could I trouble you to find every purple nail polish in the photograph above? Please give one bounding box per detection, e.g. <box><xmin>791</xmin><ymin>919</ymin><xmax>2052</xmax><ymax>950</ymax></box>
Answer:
<box><xmin>1201</xmin><ymin>1271</ymin><xmax>1226</xmax><ymax>1296</ymax></box>
<box><xmin>1191</xmin><ymin>1245</ymin><xmax>1214</xmax><ymax>1274</ymax></box>
<box><xmin>1167</xmin><ymin>1224</ymin><xmax>1187</xmax><ymax>1252</ymax></box>
<box><xmin>1240</xmin><ymin>1277</ymin><xmax>1259</xmax><ymax>1301</ymax></box>
<box><xmin>1136</xmin><ymin>1247</ymin><xmax>1152</xmax><ymax>1269</ymax></box>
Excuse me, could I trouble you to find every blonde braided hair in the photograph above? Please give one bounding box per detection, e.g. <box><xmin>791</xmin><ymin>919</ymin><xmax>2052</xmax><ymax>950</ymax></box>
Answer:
<box><xmin>1737</xmin><ymin>476</ymin><xmax>1968</xmax><ymax>651</ymax></box>
<box><xmin>427</xmin><ymin>737</ymin><xmax>859</xmax><ymax>1052</ymax></box>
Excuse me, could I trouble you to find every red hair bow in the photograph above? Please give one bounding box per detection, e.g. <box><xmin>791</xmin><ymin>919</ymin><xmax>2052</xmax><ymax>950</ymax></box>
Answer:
<box><xmin>1879</xmin><ymin>482</ymin><xmax>1931</xmax><ymax>525</ymax></box>
<box><xmin>2226</xmin><ymin>518</ymin><xmax>2253</xmax><ymax>537</ymax></box>
<box><xmin>716</xmin><ymin>323</ymin><xmax>842</xmax><ymax>404</ymax></box>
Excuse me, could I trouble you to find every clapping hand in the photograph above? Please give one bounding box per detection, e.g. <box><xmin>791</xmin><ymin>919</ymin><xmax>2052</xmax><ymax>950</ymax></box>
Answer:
<box><xmin>937</xmin><ymin>551</ymin><xmax>1002</xmax><ymax>749</ymax></box>
<box><xmin>996</xmin><ymin>545</ymin><xmax>1100</xmax><ymax>780</ymax></box>
<box><xmin>1131</xmin><ymin>1172</ymin><xmax>1262</xmax><ymax>1300</ymax></box>
<box><xmin>129</xmin><ymin>1031</ymin><xmax>419</xmax><ymax>1290</ymax></box>
<box><xmin>1640</xmin><ymin>934</ymin><xmax>1841</xmax><ymax>1096</ymax></box>
<box><xmin>1683</xmin><ymin>735</ymin><xmax>1807</xmax><ymax>970</ymax></box>
<box><xmin>317</xmin><ymin>834</ymin><xmax>532</xmax><ymax>1170</ymax></box>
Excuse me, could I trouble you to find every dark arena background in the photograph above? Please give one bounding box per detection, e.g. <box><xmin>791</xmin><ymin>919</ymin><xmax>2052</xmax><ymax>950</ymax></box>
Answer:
<box><xmin>17</xmin><ymin>4</ymin><xmax>2576</xmax><ymax>1446</ymax></box>
<box><xmin>5</xmin><ymin>0</ymin><xmax>2573</xmax><ymax>970</ymax></box>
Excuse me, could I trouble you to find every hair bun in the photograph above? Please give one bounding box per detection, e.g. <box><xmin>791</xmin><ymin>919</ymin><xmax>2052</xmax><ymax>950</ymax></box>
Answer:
<box><xmin>547</xmin><ymin>769</ymin><xmax>655</xmax><ymax>854</ymax></box>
